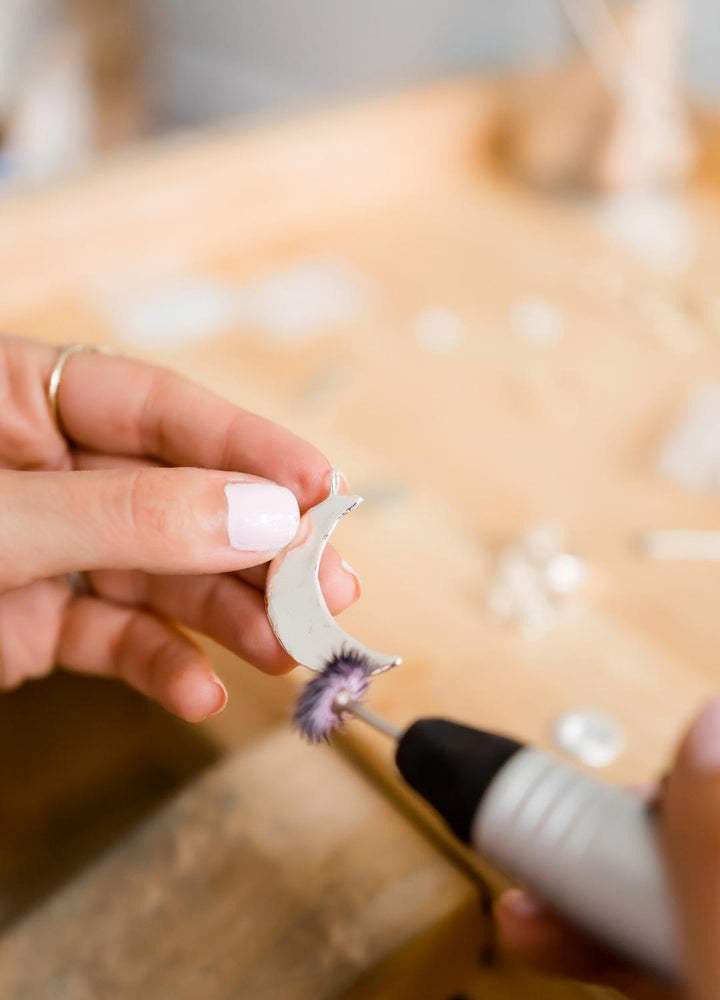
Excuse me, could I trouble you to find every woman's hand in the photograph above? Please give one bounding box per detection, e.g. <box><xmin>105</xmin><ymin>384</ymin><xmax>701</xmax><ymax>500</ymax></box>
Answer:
<box><xmin>0</xmin><ymin>336</ymin><xmax>360</xmax><ymax>721</ymax></box>
<box><xmin>495</xmin><ymin>699</ymin><xmax>720</xmax><ymax>1000</ymax></box>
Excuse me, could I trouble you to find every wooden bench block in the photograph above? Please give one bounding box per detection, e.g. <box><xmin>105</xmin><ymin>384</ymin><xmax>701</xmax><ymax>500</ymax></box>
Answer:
<box><xmin>0</xmin><ymin>727</ymin><xmax>480</xmax><ymax>999</ymax></box>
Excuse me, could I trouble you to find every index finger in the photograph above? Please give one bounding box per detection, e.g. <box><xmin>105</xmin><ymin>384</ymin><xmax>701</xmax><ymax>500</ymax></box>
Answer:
<box><xmin>37</xmin><ymin>340</ymin><xmax>334</xmax><ymax>509</ymax></box>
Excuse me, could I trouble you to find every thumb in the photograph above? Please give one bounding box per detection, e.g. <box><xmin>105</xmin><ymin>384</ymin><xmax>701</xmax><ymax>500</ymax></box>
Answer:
<box><xmin>662</xmin><ymin>698</ymin><xmax>720</xmax><ymax>1000</ymax></box>
<box><xmin>0</xmin><ymin>468</ymin><xmax>300</xmax><ymax>589</ymax></box>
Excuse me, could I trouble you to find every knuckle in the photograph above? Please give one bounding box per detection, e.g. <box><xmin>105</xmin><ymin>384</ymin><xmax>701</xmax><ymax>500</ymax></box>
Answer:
<box><xmin>125</xmin><ymin>468</ymin><xmax>198</xmax><ymax>557</ymax></box>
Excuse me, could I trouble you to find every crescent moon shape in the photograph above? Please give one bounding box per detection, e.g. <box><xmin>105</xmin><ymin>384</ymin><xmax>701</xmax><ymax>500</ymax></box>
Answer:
<box><xmin>266</xmin><ymin>471</ymin><xmax>402</xmax><ymax>676</ymax></box>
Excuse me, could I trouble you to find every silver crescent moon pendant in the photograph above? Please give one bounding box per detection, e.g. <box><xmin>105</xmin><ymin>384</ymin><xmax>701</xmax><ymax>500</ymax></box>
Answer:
<box><xmin>265</xmin><ymin>470</ymin><xmax>402</xmax><ymax>676</ymax></box>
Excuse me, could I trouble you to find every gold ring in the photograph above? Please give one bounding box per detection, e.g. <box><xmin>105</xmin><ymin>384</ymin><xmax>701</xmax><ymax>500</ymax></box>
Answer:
<box><xmin>47</xmin><ymin>343</ymin><xmax>119</xmax><ymax>440</ymax></box>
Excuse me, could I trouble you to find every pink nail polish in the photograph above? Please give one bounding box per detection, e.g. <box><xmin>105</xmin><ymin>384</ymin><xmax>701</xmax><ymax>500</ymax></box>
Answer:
<box><xmin>684</xmin><ymin>698</ymin><xmax>720</xmax><ymax>772</ymax></box>
<box><xmin>225</xmin><ymin>483</ymin><xmax>299</xmax><ymax>552</ymax></box>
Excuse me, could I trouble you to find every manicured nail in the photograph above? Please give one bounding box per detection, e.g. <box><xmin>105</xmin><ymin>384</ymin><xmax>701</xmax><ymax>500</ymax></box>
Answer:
<box><xmin>225</xmin><ymin>483</ymin><xmax>299</xmax><ymax>552</ymax></box>
<box><xmin>329</xmin><ymin>468</ymin><xmax>350</xmax><ymax>493</ymax></box>
<box><xmin>498</xmin><ymin>889</ymin><xmax>545</xmax><ymax>920</ymax></box>
<box><xmin>341</xmin><ymin>558</ymin><xmax>363</xmax><ymax>595</ymax></box>
<box><xmin>683</xmin><ymin>698</ymin><xmax>720</xmax><ymax>773</ymax></box>
<box><xmin>208</xmin><ymin>676</ymin><xmax>228</xmax><ymax>716</ymax></box>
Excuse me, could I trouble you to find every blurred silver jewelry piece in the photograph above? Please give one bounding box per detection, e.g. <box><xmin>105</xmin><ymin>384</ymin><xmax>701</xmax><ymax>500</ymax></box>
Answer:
<box><xmin>641</xmin><ymin>530</ymin><xmax>720</xmax><ymax>562</ymax></box>
<box><xmin>656</xmin><ymin>385</ymin><xmax>720</xmax><ymax>495</ymax></box>
<box><xmin>553</xmin><ymin>709</ymin><xmax>625</xmax><ymax>768</ymax></box>
<box><xmin>486</xmin><ymin>523</ymin><xmax>588</xmax><ymax>635</ymax></box>
<box><xmin>47</xmin><ymin>343</ymin><xmax>119</xmax><ymax>439</ymax></box>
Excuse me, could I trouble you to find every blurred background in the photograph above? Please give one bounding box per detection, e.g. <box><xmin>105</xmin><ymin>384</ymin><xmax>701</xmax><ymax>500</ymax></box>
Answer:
<box><xmin>2</xmin><ymin>4</ymin><xmax>720</xmax><ymax>997</ymax></box>
<box><xmin>0</xmin><ymin>0</ymin><xmax>718</xmax><ymax>183</ymax></box>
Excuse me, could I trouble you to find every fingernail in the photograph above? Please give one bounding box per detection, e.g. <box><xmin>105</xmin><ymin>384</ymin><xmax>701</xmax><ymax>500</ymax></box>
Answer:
<box><xmin>683</xmin><ymin>698</ymin><xmax>720</xmax><ymax>773</ymax></box>
<box><xmin>498</xmin><ymin>889</ymin><xmax>545</xmax><ymax>920</ymax></box>
<box><xmin>330</xmin><ymin>468</ymin><xmax>350</xmax><ymax>493</ymax></box>
<box><xmin>225</xmin><ymin>483</ymin><xmax>299</xmax><ymax>552</ymax></box>
<box><xmin>341</xmin><ymin>558</ymin><xmax>363</xmax><ymax>596</ymax></box>
<box><xmin>208</xmin><ymin>676</ymin><xmax>228</xmax><ymax>716</ymax></box>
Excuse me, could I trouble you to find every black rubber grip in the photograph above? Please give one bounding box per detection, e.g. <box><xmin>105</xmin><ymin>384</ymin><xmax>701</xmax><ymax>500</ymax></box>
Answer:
<box><xmin>396</xmin><ymin>718</ymin><xmax>523</xmax><ymax>842</ymax></box>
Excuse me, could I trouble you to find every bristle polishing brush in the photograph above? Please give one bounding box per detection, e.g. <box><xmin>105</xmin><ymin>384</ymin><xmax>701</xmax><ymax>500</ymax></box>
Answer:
<box><xmin>266</xmin><ymin>473</ymin><xmax>680</xmax><ymax>984</ymax></box>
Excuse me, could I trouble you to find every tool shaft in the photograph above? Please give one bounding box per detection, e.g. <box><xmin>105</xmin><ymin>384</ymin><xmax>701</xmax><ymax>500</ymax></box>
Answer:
<box><xmin>344</xmin><ymin>700</ymin><xmax>402</xmax><ymax>740</ymax></box>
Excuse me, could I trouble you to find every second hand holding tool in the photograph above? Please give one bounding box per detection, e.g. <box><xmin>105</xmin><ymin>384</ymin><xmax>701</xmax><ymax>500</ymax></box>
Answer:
<box><xmin>266</xmin><ymin>473</ymin><xmax>679</xmax><ymax>983</ymax></box>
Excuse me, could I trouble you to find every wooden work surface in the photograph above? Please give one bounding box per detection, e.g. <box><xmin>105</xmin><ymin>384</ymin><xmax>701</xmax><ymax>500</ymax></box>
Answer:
<box><xmin>2</xmin><ymin>80</ymin><xmax>720</xmax><ymax>998</ymax></box>
<box><xmin>0</xmin><ymin>730</ymin><xmax>473</xmax><ymax>999</ymax></box>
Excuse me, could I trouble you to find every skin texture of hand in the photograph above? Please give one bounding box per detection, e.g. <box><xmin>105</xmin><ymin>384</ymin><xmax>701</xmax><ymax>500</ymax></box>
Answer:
<box><xmin>495</xmin><ymin>698</ymin><xmax>720</xmax><ymax>1000</ymax></box>
<box><xmin>0</xmin><ymin>336</ymin><xmax>360</xmax><ymax>722</ymax></box>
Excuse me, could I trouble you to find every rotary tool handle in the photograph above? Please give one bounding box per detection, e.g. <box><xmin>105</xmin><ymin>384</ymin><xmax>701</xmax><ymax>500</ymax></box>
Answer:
<box><xmin>395</xmin><ymin>719</ymin><xmax>680</xmax><ymax>982</ymax></box>
<box><xmin>473</xmin><ymin>748</ymin><xmax>680</xmax><ymax>981</ymax></box>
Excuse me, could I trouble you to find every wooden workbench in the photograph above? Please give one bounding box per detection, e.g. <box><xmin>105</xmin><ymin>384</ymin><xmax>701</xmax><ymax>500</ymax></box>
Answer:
<box><xmin>1</xmin><ymin>79</ymin><xmax>719</xmax><ymax>998</ymax></box>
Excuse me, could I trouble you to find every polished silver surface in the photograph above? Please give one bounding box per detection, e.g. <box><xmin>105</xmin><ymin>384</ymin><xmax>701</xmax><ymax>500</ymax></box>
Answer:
<box><xmin>266</xmin><ymin>469</ymin><xmax>402</xmax><ymax>675</ymax></box>
<box><xmin>552</xmin><ymin>709</ymin><xmax>625</xmax><ymax>768</ymax></box>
